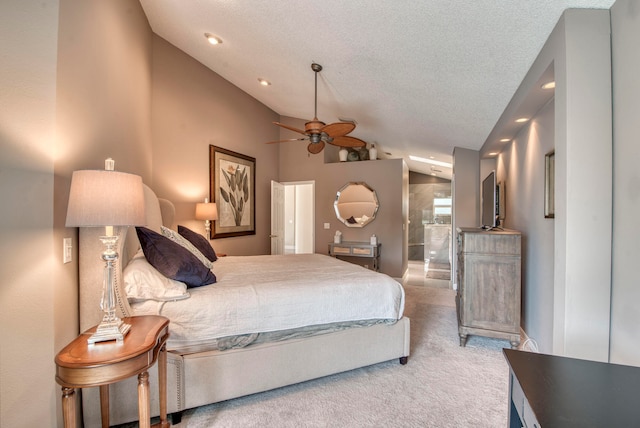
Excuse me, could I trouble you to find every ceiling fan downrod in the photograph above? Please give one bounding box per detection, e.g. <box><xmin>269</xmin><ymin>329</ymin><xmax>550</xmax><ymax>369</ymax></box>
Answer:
<box><xmin>311</xmin><ymin>63</ymin><xmax>322</xmax><ymax>119</ymax></box>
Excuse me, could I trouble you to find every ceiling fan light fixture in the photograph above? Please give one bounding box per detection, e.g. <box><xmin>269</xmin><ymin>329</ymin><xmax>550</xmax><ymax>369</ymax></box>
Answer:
<box><xmin>266</xmin><ymin>63</ymin><xmax>366</xmax><ymax>154</ymax></box>
<box><xmin>204</xmin><ymin>33</ymin><xmax>223</xmax><ymax>45</ymax></box>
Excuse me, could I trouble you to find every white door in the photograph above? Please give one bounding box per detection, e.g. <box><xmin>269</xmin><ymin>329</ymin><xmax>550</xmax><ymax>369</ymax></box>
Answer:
<box><xmin>270</xmin><ymin>180</ymin><xmax>285</xmax><ymax>255</ymax></box>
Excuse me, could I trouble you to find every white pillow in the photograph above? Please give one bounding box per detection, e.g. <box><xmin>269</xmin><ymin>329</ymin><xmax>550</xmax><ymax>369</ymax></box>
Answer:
<box><xmin>124</xmin><ymin>251</ymin><xmax>190</xmax><ymax>302</ymax></box>
<box><xmin>161</xmin><ymin>226</ymin><xmax>214</xmax><ymax>269</ymax></box>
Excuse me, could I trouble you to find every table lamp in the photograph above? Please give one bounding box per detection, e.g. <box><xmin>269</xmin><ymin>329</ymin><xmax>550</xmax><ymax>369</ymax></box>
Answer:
<box><xmin>65</xmin><ymin>158</ymin><xmax>145</xmax><ymax>344</ymax></box>
<box><xmin>195</xmin><ymin>197</ymin><xmax>218</xmax><ymax>235</ymax></box>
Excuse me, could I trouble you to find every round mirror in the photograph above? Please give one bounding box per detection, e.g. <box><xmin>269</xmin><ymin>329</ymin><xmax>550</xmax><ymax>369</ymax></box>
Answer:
<box><xmin>334</xmin><ymin>182</ymin><xmax>379</xmax><ymax>227</ymax></box>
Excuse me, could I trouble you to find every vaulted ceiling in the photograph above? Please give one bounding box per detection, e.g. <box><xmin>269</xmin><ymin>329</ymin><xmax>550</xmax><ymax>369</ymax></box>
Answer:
<box><xmin>140</xmin><ymin>0</ymin><xmax>615</xmax><ymax>178</ymax></box>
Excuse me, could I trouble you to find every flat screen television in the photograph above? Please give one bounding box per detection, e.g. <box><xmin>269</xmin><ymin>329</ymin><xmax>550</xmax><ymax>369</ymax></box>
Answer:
<box><xmin>481</xmin><ymin>171</ymin><xmax>498</xmax><ymax>229</ymax></box>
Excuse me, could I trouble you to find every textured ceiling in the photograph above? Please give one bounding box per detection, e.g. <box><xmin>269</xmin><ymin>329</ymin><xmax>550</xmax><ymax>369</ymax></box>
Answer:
<box><xmin>139</xmin><ymin>0</ymin><xmax>615</xmax><ymax>178</ymax></box>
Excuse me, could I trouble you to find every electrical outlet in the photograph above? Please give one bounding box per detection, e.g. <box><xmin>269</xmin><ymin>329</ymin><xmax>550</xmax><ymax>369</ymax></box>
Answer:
<box><xmin>324</xmin><ymin>223</ymin><xmax>330</xmax><ymax>229</ymax></box>
<box><xmin>63</xmin><ymin>238</ymin><xmax>72</xmax><ymax>264</ymax></box>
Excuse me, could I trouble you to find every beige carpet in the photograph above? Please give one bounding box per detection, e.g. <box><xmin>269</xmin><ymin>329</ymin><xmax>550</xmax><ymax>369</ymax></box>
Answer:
<box><xmin>126</xmin><ymin>284</ymin><xmax>513</xmax><ymax>427</ymax></box>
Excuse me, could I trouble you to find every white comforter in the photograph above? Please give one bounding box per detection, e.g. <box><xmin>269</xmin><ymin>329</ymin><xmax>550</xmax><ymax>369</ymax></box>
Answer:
<box><xmin>130</xmin><ymin>253</ymin><xmax>405</xmax><ymax>350</ymax></box>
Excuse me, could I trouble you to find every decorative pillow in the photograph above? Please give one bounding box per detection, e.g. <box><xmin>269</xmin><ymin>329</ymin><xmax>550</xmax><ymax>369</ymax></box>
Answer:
<box><xmin>178</xmin><ymin>225</ymin><xmax>218</xmax><ymax>262</ymax></box>
<box><xmin>123</xmin><ymin>251</ymin><xmax>191</xmax><ymax>302</ymax></box>
<box><xmin>161</xmin><ymin>226</ymin><xmax>214</xmax><ymax>269</ymax></box>
<box><xmin>136</xmin><ymin>226</ymin><xmax>217</xmax><ymax>288</ymax></box>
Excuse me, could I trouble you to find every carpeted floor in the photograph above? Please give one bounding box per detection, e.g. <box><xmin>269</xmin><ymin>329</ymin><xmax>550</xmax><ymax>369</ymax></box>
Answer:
<box><xmin>131</xmin><ymin>283</ymin><xmax>513</xmax><ymax>427</ymax></box>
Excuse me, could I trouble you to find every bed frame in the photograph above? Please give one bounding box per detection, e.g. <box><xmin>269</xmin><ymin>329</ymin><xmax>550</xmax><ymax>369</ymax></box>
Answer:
<box><xmin>79</xmin><ymin>185</ymin><xmax>410</xmax><ymax>426</ymax></box>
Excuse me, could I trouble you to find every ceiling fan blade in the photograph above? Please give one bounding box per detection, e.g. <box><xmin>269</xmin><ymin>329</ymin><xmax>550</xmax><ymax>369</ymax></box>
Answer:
<box><xmin>330</xmin><ymin>136</ymin><xmax>367</xmax><ymax>148</ymax></box>
<box><xmin>307</xmin><ymin>141</ymin><xmax>325</xmax><ymax>154</ymax></box>
<box><xmin>265</xmin><ymin>138</ymin><xmax>309</xmax><ymax>144</ymax></box>
<box><xmin>273</xmin><ymin>122</ymin><xmax>307</xmax><ymax>135</ymax></box>
<box><xmin>322</xmin><ymin>122</ymin><xmax>356</xmax><ymax>138</ymax></box>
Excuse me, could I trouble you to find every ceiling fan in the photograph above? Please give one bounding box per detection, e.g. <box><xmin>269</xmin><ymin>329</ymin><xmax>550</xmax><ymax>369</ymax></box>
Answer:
<box><xmin>267</xmin><ymin>63</ymin><xmax>367</xmax><ymax>154</ymax></box>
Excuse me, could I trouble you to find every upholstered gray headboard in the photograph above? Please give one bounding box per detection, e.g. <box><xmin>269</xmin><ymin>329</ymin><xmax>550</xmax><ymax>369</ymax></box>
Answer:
<box><xmin>79</xmin><ymin>184</ymin><xmax>174</xmax><ymax>331</ymax></box>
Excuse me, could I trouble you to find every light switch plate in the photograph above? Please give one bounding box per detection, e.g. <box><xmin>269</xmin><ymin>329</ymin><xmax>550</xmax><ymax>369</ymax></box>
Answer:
<box><xmin>63</xmin><ymin>238</ymin><xmax>72</xmax><ymax>264</ymax></box>
<box><xmin>324</xmin><ymin>223</ymin><xmax>330</xmax><ymax>229</ymax></box>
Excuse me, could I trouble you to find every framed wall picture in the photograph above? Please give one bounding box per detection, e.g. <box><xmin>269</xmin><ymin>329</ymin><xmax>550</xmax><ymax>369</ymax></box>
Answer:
<box><xmin>544</xmin><ymin>150</ymin><xmax>555</xmax><ymax>218</ymax></box>
<box><xmin>209</xmin><ymin>145</ymin><xmax>256</xmax><ymax>239</ymax></box>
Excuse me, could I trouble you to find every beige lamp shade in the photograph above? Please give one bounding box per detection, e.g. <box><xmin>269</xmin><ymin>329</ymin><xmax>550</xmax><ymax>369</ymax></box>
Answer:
<box><xmin>195</xmin><ymin>202</ymin><xmax>218</xmax><ymax>221</ymax></box>
<box><xmin>65</xmin><ymin>169</ymin><xmax>146</xmax><ymax>227</ymax></box>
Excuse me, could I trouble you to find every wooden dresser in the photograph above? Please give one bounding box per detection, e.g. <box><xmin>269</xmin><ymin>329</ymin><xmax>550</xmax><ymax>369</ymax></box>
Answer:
<box><xmin>456</xmin><ymin>227</ymin><xmax>521</xmax><ymax>348</ymax></box>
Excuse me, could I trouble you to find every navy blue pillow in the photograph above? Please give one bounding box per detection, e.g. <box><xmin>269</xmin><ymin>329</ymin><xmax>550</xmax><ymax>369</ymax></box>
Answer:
<box><xmin>136</xmin><ymin>227</ymin><xmax>216</xmax><ymax>288</ymax></box>
<box><xmin>178</xmin><ymin>225</ymin><xmax>218</xmax><ymax>262</ymax></box>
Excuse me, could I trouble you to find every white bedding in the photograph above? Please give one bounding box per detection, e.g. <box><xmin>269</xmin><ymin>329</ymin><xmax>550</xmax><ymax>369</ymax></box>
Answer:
<box><xmin>130</xmin><ymin>253</ymin><xmax>405</xmax><ymax>350</ymax></box>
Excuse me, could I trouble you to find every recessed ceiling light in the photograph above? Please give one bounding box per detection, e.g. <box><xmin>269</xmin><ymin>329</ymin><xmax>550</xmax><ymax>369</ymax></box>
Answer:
<box><xmin>409</xmin><ymin>155</ymin><xmax>452</xmax><ymax>168</ymax></box>
<box><xmin>258</xmin><ymin>78</ymin><xmax>271</xmax><ymax>86</ymax></box>
<box><xmin>488</xmin><ymin>152</ymin><xmax>499</xmax><ymax>156</ymax></box>
<box><xmin>515</xmin><ymin>117</ymin><xmax>529</xmax><ymax>123</ymax></box>
<box><xmin>500</xmin><ymin>138</ymin><xmax>511</xmax><ymax>142</ymax></box>
<box><xmin>204</xmin><ymin>33</ymin><xmax>223</xmax><ymax>45</ymax></box>
<box><xmin>541</xmin><ymin>81</ymin><xmax>556</xmax><ymax>89</ymax></box>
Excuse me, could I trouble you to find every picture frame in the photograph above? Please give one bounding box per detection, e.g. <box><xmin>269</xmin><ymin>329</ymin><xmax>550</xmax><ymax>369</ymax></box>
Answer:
<box><xmin>209</xmin><ymin>145</ymin><xmax>256</xmax><ymax>239</ymax></box>
<box><xmin>544</xmin><ymin>150</ymin><xmax>555</xmax><ymax>218</ymax></box>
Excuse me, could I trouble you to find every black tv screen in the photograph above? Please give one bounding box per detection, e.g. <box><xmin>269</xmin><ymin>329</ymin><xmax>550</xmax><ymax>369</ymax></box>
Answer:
<box><xmin>482</xmin><ymin>171</ymin><xmax>497</xmax><ymax>228</ymax></box>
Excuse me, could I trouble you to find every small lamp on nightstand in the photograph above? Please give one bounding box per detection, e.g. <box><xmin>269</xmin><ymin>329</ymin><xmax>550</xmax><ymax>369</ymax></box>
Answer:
<box><xmin>65</xmin><ymin>158</ymin><xmax>146</xmax><ymax>344</ymax></box>
<box><xmin>195</xmin><ymin>197</ymin><xmax>218</xmax><ymax>236</ymax></box>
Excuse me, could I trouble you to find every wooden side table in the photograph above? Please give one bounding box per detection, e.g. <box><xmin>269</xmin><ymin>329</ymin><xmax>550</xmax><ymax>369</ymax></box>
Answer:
<box><xmin>55</xmin><ymin>315</ymin><xmax>170</xmax><ymax>428</ymax></box>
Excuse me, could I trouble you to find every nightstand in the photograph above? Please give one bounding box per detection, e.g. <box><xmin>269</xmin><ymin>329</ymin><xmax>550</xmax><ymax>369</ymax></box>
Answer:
<box><xmin>55</xmin><ymin>315</ymin><xmax>170</xmax><ymax>428</ymax></box>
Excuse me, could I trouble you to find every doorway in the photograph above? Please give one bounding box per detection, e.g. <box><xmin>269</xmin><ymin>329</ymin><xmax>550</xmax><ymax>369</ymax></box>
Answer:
<box><xmin>271</xmin><ymin>180</ymin><xmax>315</xmax><ymax>255</ymax></box>
<box><xmin>408</xmin><ymin>172</ymin><xmax>452</xmax><ymax>285</ymax></box>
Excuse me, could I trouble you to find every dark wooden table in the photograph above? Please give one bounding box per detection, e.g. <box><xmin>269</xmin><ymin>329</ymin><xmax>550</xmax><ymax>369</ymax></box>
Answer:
<box><xmin>504</xmin><ymin>348</ymin><xmax>640</xmax><ymax>427</ymax></box>
<box><xmin>55</xmin><ymin>315</ymin><xmax>170</xmax><ymax>428</ymax></box>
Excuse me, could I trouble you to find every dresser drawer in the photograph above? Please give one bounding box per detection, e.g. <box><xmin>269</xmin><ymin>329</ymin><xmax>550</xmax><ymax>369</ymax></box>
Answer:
<box><xmin>352</xmin><ymin>246</ymin><xmax>373</xmax><ymax>256</ymax></box>
<box><xmin>332</xmin><ymin>246</ymin><xmax>352</xmax><ymax>255</ymax></box>
<box><xmin>511</xmin><ymin>373</ymin><xmax>540</xmax><ymax>428</ymax></box>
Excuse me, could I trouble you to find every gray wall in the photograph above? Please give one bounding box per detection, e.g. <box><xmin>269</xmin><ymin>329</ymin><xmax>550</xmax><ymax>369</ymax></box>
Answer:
<box><xmin>499</xmin><ymin>99</ymin><xmax>556</xmax><ymax>353</ymax></box>
<box><xmin>610</xmin><ymin>0</ymin><xmax>640</xmax><ymax>365</ymax></box>
<box><xmin>150</xmin><ymin>35</ymin><xmax>280</xmax><ymax>256</ymax></box>
<box><xmin>479</xmin><ymin>9</ymin><xmax>613</xmax><ymax>361</ymax></box>
<box><xmin>0</xmin><ymin>2</ymin><xmax>60</xmax><ymax>427</ymax></box>
<box><xmin>451</xmin><ymin>147</ymin><xmax>480</xmax><ymax>289</ymax></box>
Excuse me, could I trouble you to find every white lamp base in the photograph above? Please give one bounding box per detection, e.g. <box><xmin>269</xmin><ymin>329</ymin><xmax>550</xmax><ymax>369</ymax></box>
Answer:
<box><xmin>88</xmin><ymin>234</ymin><xmax>132</xmax><ymax>344</ymax></box>
<box><xmin>88</xmin><ymin>319</ymin><xmax>131</xmax><ymax>344</ymax></box>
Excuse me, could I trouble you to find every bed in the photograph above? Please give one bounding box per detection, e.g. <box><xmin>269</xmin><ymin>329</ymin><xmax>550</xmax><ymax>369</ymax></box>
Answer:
<box><xmin>79</xmin><ymin>185</ymin><xmax>410</xmax><ymax>426</ymax></box>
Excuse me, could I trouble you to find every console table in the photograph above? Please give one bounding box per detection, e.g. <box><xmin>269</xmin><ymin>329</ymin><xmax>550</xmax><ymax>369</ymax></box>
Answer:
<box><xmin>328</xmin><ymin>241</ymin><xmax>380</xmax><ymax>271</ymax></box>
<box><xmin>504</xmin><ymin>349</ymin><xmax>640</xmax><ymax>427</ymax></box>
